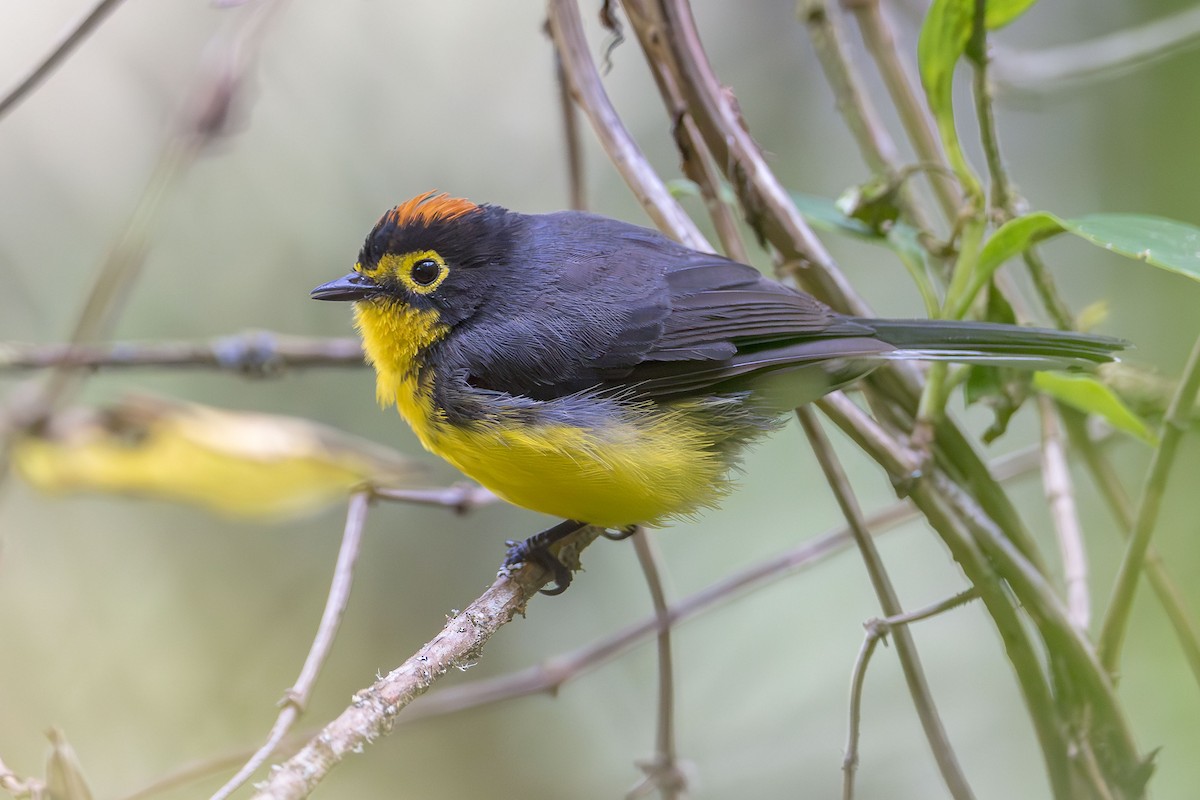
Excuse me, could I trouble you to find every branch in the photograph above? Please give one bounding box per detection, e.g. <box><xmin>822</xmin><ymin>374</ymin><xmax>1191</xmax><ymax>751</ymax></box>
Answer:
<box><xmin>842</xmin><ymin>590</ymin><xmax>978</xmax><ymax>800</ymax></box>
<box><xmin>1099</xmin><ymin>331</ymin><xmax>1200</xmax><ymax>675</ymax></box>
<box><xmin>0</xmin><ymin>0</ymin><xmax>129</xmax><ymax>120</ymax></box>
<box><xmin>0</xmin><ymin>334</ymin><xmax>364</xmax><ymax>374</ymax></box>
<box><xmin>1061</xmin><ymin>408</ymin><xmax>1200</xmax><ymax>689</ymax></box>
<box><xmin>547</xmin><ymin>0</ymin><xmax>709</xmax><ymax>250</ymax></box>
<box><xmin>628</xmin><ymin>529</ymin><xmax>687</xmax><ymax>799</ymax></box>
<box><xmin>1038</xmin><ymin>397</ymin><xmax>1090</xmax><ymax>631</ymax></box>
<box><xmin>797</xmin><ymin>407</ymin><xmax>974</xmax><ymax>800</ymax></box>
<box><xmin>553</xmin><ymin>50</ymin><xmax>588</xmax><ymax>210</ymax></box>
<box><xmin>248</xmin><ymin>526</ymin><xmax>602</xmax><ymax>800</ymax></box>
<box><xmin>843</xmin><ymin>0</ymin><xmax>961</xmax><ymax>222</ymax></box>
<box><xmin>991</xmin><ymin>6</ymin><xmax>1200</xmax><ymax>94</ymax></box>
<box><xmin>210</xmin><ymin>491</ymin><xmax>369</xmax><ymax>800</ymax></box>
<box><xmin>27</xmin><ymin>0</ymin><xmax>290</xmax><ymax>417</ymax></box>
<box><xmin>371</xmin><ymin>483</ymin><xmax>498</xmax><ymax>514</ymax></box>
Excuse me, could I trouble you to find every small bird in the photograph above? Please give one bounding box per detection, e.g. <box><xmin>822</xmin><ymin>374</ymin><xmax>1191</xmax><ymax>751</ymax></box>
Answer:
<box><xmin>313</xmin><ymin>192</ymin><xmax>1123</xmax><ymax>592</ymax></box>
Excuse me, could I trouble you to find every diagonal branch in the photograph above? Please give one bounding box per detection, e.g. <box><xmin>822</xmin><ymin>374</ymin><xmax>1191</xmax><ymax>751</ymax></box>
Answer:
<box><xmin>797</xmin><ymin>407</ymin><xmax>975</xmax><ymax>800</ymax></box>
<box><xmin>248</xmin><ymin>526</ymin><xmax>602</xmax><ymax>800</ymax></box>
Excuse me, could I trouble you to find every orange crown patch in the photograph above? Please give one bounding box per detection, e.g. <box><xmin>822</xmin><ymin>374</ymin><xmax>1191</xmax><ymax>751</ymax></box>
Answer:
<box><xmin>382</xmin><ymin>192</ymin><xmax>479</xmax><ymax>228</ymax></box>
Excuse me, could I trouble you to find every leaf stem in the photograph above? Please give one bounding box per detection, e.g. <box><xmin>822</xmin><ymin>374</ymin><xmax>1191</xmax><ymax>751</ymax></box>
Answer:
<box><xmin>1098</xmin><ymin>331</ymin><xmax>1200</xmax><ymax>674</ymax></box>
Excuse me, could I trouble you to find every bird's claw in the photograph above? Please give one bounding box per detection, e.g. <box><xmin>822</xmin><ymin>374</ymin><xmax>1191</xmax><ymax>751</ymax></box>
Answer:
<box><xmin>601</xmin><ymin>524</ymin><xmax>639</xmax><ymax>541</ymax></box>
<box><xmin>504</xmin><ymin>538</ymin><xmax>573</xmax><ymax>595</ymax></box>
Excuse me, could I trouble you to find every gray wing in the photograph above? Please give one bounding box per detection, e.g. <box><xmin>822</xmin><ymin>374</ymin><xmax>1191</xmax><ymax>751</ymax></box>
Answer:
<box><xmin>441</xmin><ymin>212</ymin><xmax>880</xmax><ymax>400</ymax></box>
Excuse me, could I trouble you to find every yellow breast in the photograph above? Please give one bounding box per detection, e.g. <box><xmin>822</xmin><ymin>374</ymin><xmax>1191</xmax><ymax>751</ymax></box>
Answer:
<box><xmin>353</xmin><ymin>300</ymin><xmax>735</xmax><ymax>526</ymax></box>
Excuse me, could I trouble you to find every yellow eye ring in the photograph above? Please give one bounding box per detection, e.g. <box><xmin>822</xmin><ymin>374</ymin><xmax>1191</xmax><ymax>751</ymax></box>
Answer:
<box><xmin>378</xmin><ymin>250</ymin><xmax>449</xmax><ymax>295</ymax></box>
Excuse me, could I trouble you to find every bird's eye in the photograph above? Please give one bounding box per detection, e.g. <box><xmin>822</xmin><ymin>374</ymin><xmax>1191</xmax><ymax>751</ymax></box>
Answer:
<box><xmin>411</xmin><ymin>259</ymin><xmax>441</xmax><ymax>286</ymax></box>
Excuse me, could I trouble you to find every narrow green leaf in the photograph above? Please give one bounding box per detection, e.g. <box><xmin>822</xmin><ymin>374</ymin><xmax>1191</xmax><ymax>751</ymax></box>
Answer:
<box><xmin>1034</xmin><ymin>372</ymin><xmax>1157</xmax><ymax>445</ymax></box>
<box><xmin>791</xmin><ymin>191</ymin><xmax>878</xmax><ymax>239</ymax></box>
<box><xmin>917</xmin><ymin>0</ymin><xmax>973</xmax><ymax>181</ymax></box>
<box><xmin>985</xmin><ymin>0</ymin><xmax>1039</xmax><ymax>29</ymax></box>
<box><xmin>977</xmin><ymin>212</ymin><xmax>1065</xmax><ymax>275</ymax></box>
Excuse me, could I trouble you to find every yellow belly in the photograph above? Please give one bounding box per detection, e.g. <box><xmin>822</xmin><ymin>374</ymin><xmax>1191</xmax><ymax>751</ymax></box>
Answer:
<box><xmin>414</xmin><ymin>390</ymin><xmax>732</xmax><ymax>527</ymax></box>
<box><xmin>353</xmin><ymin>299</ymin><xmax>756</xmax><ymax>526</ymax></box>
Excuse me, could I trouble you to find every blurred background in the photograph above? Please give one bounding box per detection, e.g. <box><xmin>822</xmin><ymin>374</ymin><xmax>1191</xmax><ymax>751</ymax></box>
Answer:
<box><xmin>2</xmin><ymin>1</ymin><xmax>1199</xmax><ymax>798</ymax></box>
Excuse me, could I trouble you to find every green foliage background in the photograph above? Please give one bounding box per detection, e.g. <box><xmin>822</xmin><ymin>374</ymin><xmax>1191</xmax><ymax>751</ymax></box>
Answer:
<box><xmin>2</xmin><ymin>1</ymin><xmax>1199</xmax><ymax>798</ymax></box>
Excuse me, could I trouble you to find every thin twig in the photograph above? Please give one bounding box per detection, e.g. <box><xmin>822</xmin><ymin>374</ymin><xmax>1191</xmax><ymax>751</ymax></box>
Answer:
<box><xmin>0</xmin><ymin>334</ymin><xmax>364</xmax><ymax>373</ymax></box>
<box><xmin>28</xmin><ymin>0</ymin><xmax>289</xmax><ymax>417</ymax></box>
<box><xmin>1099</xmin><ymin>332</ymin><xmax>1200</xmax><ymax>675</ymax></box>
<box><xmin>843</xmin><ymin>590</ymin><xmax>978</xmax><ymax>800</ymax></box>
<box><xmin>1061</xmin><ymin>408</ymin><xmax>1200</xmax><ymax>689</ymax></box>
<box><xmin>553</xmin><ymin>51</ymin><xmax>588</xmax><ymax>211</ymax></box>
<box><xmin>0</xmin><ymin>0</ymin><xmax>129</xmax><ymax>120</ymax></box>
<box><xmin>248</xmin><ymin>526</ymin><xmax>602</xmax><ymax>800</ymax></box>
<box><xmin>797</xmin><ymin>407</ymin><xmax>974</xmax><ymax>800</ymax></box>
<box><xmin>209</xmin><ymin>491</ymin><xmax>370</xmax><ymax>800</ymax></box>
<box><xmin>627</xmin><ymin>529</ymin><xmax>686</xmax><ymax>800</ymax></box>
<box><xmin>370</xmin><ymin>483</ymin><xmax>498</xmax><ymax>514</ymax></box>
<box><xmin>1038</xmin><ymin>396</ymin><xmax>1090</xmax><ymax>631</ymax></box>
<box><xmin>623</xmin><ymin>0</ymin><xmax>867</xmax><ymax>314</ymax></box>
<box><xmin>816</xmin><ymin>392</ymin><xmax>1091</xmax><ymax>799</ymax></box>
<box><xmin>547</xmin><ymin>0</ymin><xmax>709</xmax><ymax>250</ymax></box>
<box><xmin>842</xmin><ymin>0</ymin><xmax>961</xmax><ymax>222</ymax></box>
<box><xmin>990</xmin><ymin>5</ymin><xmax>1200</xmax><ymax>94</ymax></box>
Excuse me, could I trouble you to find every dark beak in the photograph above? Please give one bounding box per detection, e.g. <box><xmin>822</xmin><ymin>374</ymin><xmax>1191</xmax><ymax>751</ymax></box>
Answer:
<box><xmin>311</xmin><ymin>272</ymin><xmax>380</xmax><ymax>301</ymax></box>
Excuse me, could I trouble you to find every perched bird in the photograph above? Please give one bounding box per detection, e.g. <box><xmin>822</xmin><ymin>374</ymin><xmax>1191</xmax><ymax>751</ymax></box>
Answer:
<box><xmin>313</xmin><ymin>192</ymin><xmax>1123</xmax><ymax>592</ymax></box>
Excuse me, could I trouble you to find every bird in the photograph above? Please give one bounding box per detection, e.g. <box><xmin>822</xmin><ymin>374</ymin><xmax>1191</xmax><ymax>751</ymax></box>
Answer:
<box><xmin>312</xmin><ymin>191</ymin><xmax>1124</xmax><ymax>593</ymax></box>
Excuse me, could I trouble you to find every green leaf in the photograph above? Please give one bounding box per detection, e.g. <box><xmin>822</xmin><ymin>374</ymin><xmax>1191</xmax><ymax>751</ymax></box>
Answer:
<box><xmin>977</xmin><ymin>212</ymin><xmax>1064</xmax><ymax>275</ymax></box>
<box><xmin>985</xmin><ymin>0</ymin><xmax>1039</xmax><ymax>29</ymax></box>
<box><xmin>1034</xmin><ymin>372</ymin><xmax>1157</xmax><ymax>445</ymax></box>
<box><xmin>1063</xmin><ymin>214</ymin><xmax>1200</xmax><ymax>280</ymax></box>
<box><xmin>791</xmin><ymin>191</ymin><xmax>878</xmax><ymax>239</ymax></box>
<box><xmin>918</xmin><ymin>0</ymin><xmax>973</xmax><ymax>175</ymax></box>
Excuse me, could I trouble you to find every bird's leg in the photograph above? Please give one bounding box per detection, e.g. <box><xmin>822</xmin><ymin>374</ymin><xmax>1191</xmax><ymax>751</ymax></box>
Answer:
<box><xmin>504</xmin><ymin>519</ymin><xmax>587</xmax><ymax>595</ymax></box>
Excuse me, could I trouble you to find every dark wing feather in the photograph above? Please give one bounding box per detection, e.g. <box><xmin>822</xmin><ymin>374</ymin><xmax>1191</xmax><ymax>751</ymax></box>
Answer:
<box><xmin>440</xmin><ymin>212</ymin><xmax>871</xmax><ymax>400</ymax></box>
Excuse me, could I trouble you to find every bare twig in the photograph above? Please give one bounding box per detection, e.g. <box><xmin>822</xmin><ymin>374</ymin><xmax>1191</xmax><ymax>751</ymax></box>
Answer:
<box><xmin>797</xmin><ymin>407</ymin><xmax>974</xmax><ymax>800</ymax></box>
<box><xmin>0</xmin><ymin>334</ymin><xmax>364</xmax><ymax>374</ymax></box>
<box><xmin>627</xmin><ymin>529</ymin><xmax>686</xmax><ymax>800</ymax></box>
<box><xmin>547</xmin><ymin>0</ymin><xmax>709</xmax><ymax>250</ymax></box>
<box><xmin>29</xmin><ymin>0</ymin><xmax>290</xmax><ymax>417</ymax></box>
<box><xmin>209</xmin><ymin>491</ymin><xmax>369</xmax><ymax>800</ymax></box>
<box><xmin>0</xmin><ymin>0</ymin><xmax>128</xmax><ymax>120</ymax></box>
<box><xmin>1038</xmin><ymin>397</ymin><xmax>1090</xmax><ymax>631</ymax></box>
<box><xmin>553</xmin><ymin>51</ymin><xmax>588</xmax><ymax>210</ymax></box>
<box><xmin>623</xmin><ymin>0</ymin><xmax>867</xmax><ymax>314</ymax></box>
<box><xmin>843</xmin><ymin>590</ymin><xmax>978</xmax><ymax>800</ymax></box>
<box><xmin>816</xmin><ymin>391</ymin><xmax>1115</xmax><ymax>799</ymax></box>
<box><xmin>1099</xmin><ymin>332</ymin><xmax>1200</xmax><ymax>675</ymax></box>
<box><xmin>843</xmin><ymin>0</ymin><xmax>961</xmax><ymax>221</ymax></box>
<box><xmin>370</xmin><ymin>483</ymin><xmax>498</xmax><ymax>514</ymax></box>
<box><xmin>248</xmin><ymin>526</ymin><xmax>602</xmax><ymax>800</ymax></box>
<box><xmin>991</xmin><ymin>5</ymin><xmax>1200</xmax><ymax>94</ymax></box>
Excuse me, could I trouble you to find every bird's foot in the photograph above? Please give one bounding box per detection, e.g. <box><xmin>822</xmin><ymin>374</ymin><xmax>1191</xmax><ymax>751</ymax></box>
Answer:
<box><xmin>502</xmin><ymin>519</ymin><xmax>587</xmax><ymax>596</ymax></box>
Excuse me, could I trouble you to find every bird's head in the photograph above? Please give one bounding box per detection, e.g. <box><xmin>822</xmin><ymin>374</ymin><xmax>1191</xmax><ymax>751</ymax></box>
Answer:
<box><xmin>312</xmin><ymin>192</ymin><xmax>518</xmax><ymax>399</ymax></box>
<box><xmin>312</xmin><ymin>192</ymin><xmax>516</xmax><ymax>329</ymax></box>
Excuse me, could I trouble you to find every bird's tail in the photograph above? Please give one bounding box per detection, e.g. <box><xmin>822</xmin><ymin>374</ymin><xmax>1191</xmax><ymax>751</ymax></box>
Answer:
<box><xmin>857</xmin><ymin>318</ymin><xmax>1127</xmax><ymax>370</ymax></box>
